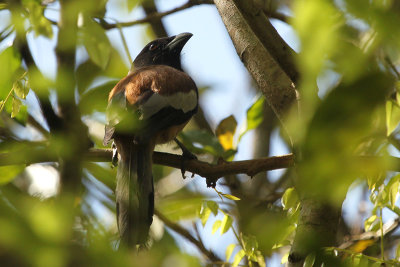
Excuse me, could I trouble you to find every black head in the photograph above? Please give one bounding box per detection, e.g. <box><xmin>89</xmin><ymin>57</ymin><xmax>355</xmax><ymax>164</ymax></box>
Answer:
<box><xmin>132</xmin><ymin>32</ymin><xmax>193</xmax><ymax>71</ymax></box>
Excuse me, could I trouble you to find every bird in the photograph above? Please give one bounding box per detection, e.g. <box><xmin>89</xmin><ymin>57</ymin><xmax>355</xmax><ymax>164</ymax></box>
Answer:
<box><xmin>103</xmin><ymin>32</ymin><xmax>198</xmax><ymax>247</ymax></box>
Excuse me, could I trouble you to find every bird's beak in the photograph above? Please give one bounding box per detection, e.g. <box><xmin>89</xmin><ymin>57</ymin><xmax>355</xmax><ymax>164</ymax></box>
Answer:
<box><xmin>165</xmin><ymin>32</ymin><xmax>193</xmax><ymax>53</ymax></box>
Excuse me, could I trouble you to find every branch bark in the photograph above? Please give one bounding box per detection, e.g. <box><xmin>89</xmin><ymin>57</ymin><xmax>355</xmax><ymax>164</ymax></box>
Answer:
<box><xmin>213</xmin><ymin>0</ymin><xmax>297</xmax><ymax>133</ymax></box>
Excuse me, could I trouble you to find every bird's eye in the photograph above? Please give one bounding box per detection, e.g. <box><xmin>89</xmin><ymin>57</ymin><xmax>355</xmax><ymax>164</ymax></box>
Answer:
<box><xmin>149</xmin><ymin>43</ymin><xmax>158</xmax><ymax>51</ymax></box>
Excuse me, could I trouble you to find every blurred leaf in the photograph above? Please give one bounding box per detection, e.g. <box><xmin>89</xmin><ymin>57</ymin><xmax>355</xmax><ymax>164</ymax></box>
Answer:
<box><xmin>225</xmin><ymin>243</ymin><xmax>236</xmax><ymax>262</ymax></box>
<box><xmin>388</xmin><ymin>175</ymin><xmax>400</xmax><ymax>209</ymax></box>
<box><xmin>13</xmin><ymin>80</ymin><xmax>29</xmax><ymax>100</ymax></box>
<box><xmin>200</xmin><ymin>204</ymin><xmax>211</xmax><ymax>227</ymax></box>
<box><xmin>212</xmin><ymin>220</ymin><xmax>221</xmax><ymax>235</ymax></box>
<box><xmin>76</xmin><ymin>60</ymin><xmax>102</xmax><ymax>94</ymax></box>
<box><xmin>220</xmin><ymin>214</ymin><xmax>233</xmax><ymax>235</ymax></box>
<box><xmin>281</xmin><ymin>252</ymin><xmax>289</xmax><ymax>264</ymax></box>
<box><xmin>179</xmin><ymin>130</ymin><xmax>225</xmax><ymax>158</ymax></box>
<box><xmin>222</xmin><ymin>194</ymin><xmax>240</xmax><ymax>201</ymax></box>
<box><xmin>0</xmin><ymin>46</ymin><xmax>21</xmax><ymax>99</ymax></box>
<box><xmin>281</xmin><ymin>187</ymin><xmax>299</xmax><ymax>211</ymax></box>
<box><xmin>232</xmin><ymin>249</ymin><xmax>245</xmax><ymax>267</ymax></box>
<box><xmin>206</xmin><ymin>201</ymin><xmax>218</xmax><ymax>216</ymax></box>
<box><xmin>79</xmin><ymin>80</ymin><xmax>118</xmax><ymax>115</ymax></box>
<box><xmin>11</xmin><ymin>96</ymin><xmax>22</xmax><ymax>118</ymax></box>
<box><xmin>158</xmin><ymin>193</ymin><xmax>205</xmax><ymax>222</ymax></box>
<box><xmin>239</xmin><ymin>96</ymin><xmax>265</xmax><ymax>141</ymax></box>
<box><xmin>303</xmin><ymin>252</ymin><xmax>316</xmax><ymax>267</ymax></box>
<box><xmin>24</xmin><ymin>0</ymin><xmax>53</xmax><ymax>38</ymax></box>
<box><xmin>127</xmin><ymin>0</ymin><xmax>140</xmax><ymax>11</ymax></box>
<box><xmin>216</xmin><ymin>115</ymin><xmax>237</xmax><ymax>150</ymax></box>
<box><xmin>80</xmin><ymin>16</ymin><xmax>111</xmax><ymax>69</ymax></box>
<box><xmin>0</xmin><ymin>165</ymin><xmax>24</xmax><ymax>185</ymax></box>
<box><xmin>256</xmin><ymin>251</ymin><xmax>266</xmax><ymax>267</ymax></box>
<box><xmin>299</xmin><ymin>71</ymin><xmax>393</xmax><ymax>203</ymax></box>
<box><xmin>386</xmin><ymin>100</ymin><xmax>400</xmax><ymax>136</ymax></box>
<box><xmin>243</xmin><ymin>234</ymin><xmax>258</xmax><ymax>256</ymax></box>
<box><xmin>364</xmin><ymin>215</ymin><xmax>377</xmax><ymax>232</ymax></box>
<box><xmin>28</xmin><ymin>202</ymin><xmax>71</xmax><ymax>243</ymax></box>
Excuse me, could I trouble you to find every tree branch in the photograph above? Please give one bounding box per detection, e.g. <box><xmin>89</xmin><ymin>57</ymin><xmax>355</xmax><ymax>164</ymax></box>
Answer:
<box><xmin>232</xmin><ymin>0</ymin><xmax>299</xmax><ymax>83</ymax></box>
<box><xmin>99</xmin><ymin>0</ymin><xmax>213</xmax><ymax>30</ymax></box>
<box><xmin>155</xmin><ymin>210</ymin><xmax>222</xmax><ymax>263</ymax></box>
<box><xmin>213</xmin><ymin>0</ymin><xmax>297</xmax><ymax>130</ymax></box>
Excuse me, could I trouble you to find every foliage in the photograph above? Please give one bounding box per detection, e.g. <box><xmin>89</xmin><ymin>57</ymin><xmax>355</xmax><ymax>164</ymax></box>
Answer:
<box><xmin>1</xmin><ymin>0</ymin><xmax>400</xmax><ymax>267</ymax></box>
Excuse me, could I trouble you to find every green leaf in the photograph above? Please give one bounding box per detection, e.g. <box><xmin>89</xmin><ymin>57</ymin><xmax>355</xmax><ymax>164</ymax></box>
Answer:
<box><xmin>281</xmin><ymin>187</ymin><xmax>299</xmax><ymax>211</ymax></box>
<box><xmin>242</xmin><ymin>234</ymin><xmax>258</xmax><ymax>256</ymax></box>
<box><xmin>179</xmin><ymin>130</ymin><xmax>225</xmax><ymax>157</ymax></box>
<box><xmin>216</xmin><ymin>115</ymin><xmax>237</xmax><ymax>150</ymax></box>
<box><xmin>157</xmin><ymin>193</ymin><xmax>205</xmax><ymax>222</ymax></box>
<box><xmin>212</xmin><ymin>220</ymin><xmax>221</xmax><ymax>235</ymax></box>
<box><xmin>0</xmin><ymin>165</ymin><xmax>24</xmax><ymax>185</ymax></box>
<box><xmin>80</xmin><ymin>16</ymin><xmax>111</xmax><ymax>69</ymax></box>
<box><xmin>220</xmin><ymin>214</ymin><xmax>233</xmax><ymax>235</ymax></box>
<box><xmin>239</xmin><ymin>96</ymin><xmax>265</xmax><ymax>141</ymax></box>
<box><xmin>13</xmin><ymin>80</ymin><xmax>29</xmax><ymax>99</ymax></box>
<box><xmin>11</xmin><ymin>96</ymin><xmax>21</xmax><ymax>118</ymax></box>
<box><xmin>199</xmin><ymin>204</ymin><xmax>211</xmax><ymax>227</ymax></box>
<box><xmin>24</xmin><ymin>0</ymin><xmax>53</xmax><ymax>38</ymax></box>
<box><xmin>364</xmin><ymin>215</ymin><xmax>377</xmax><ymax>232</ymax></box>
<box><xmin>222</xmin><ymin>194</ymin><xmax>241</xmax><ymax>201</ymax></box>
<box><xmin>386</xmin><ymin>100</ymin><xmax>400</xmax><ymax>136</ymax></box>
<box><xmin>207</xmin><ymin>201</ymin><xmax>219</xmax><ymax>216</ymax></box>
<box><xmin>256</xmin><ymin>251</ymin><xmax>266</xmax><ymax>267</ymax></box>
<box><xmin>303</xmin><ymin>253</ymin><xmax>316</xmax><ymax>267</ymax></box>
<box><xmin>127</xmin><ymin>0</ymin><xmax>140</xmax><ymax>11</ymax></box>
<box><xmin>232</xmin><ymin>249</ymin><xmax>245</xmax><ymax>267</ymax></box>
<box><xmin>79</xmin><ymin>80</ymin><xmax>118</xmax><ymax>115</ymax></box>
<box><xmin>225</xmin><ymin>244</ymin><xmax>236</xmax><ymax>262</ymax></box>
<box><xmin>387</xmin><ymin>174</ymin><xmax>400</xmax><ymax>209</ymax></box>
<box><xmin>0</xmin><ymin>46</ymin><xmax>21</xmax><ymax>99</ymax></box>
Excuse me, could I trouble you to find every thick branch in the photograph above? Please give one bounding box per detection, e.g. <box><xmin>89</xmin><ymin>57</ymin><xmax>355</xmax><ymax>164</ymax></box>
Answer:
<box><xmin>233</xmin><ymin>0</ymin><xmax>299</xmax><ymax>83</ymax></box>
<box><xmin>213</xmin><ymin>0</ymin><xmax>297</xmax><ymax>126</ymax></box>
<box><xmin>99</xmin><ymin>0</ymin><xmax>213</xmax><ymax>30</ymax></box>
<box><xmin>0</xmin><ymin>147</ymin><xmax>293</xmax><ymax>182</ymax></box>
<box><xmin>155</xmin><ymin>210</ymin><xmax>221</xmax><ymax>263</ymax></box>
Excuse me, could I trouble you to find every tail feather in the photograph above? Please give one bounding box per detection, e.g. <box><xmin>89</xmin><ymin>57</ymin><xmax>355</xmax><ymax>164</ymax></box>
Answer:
<box><xmin>114</xmin><ymin>137</ymin><xmax>154</xmax><ymax>246</ymax></box>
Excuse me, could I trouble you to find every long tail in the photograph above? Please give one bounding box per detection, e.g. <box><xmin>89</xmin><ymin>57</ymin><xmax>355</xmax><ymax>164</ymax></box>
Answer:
<box><xmin>114</xmin><ymin>137</ymin><xmax>154</xmax><ymax>247</ymax></box>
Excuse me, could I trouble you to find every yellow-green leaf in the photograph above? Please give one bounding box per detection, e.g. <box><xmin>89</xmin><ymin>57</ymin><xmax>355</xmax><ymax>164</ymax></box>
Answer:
<box><xmin>222</xmin><ymin>194</ymin><xmax>241</xmax><ymax>201</ymax></box>
<box><xmin>225</xmin><ymin>243</ymin><xmax>236</xmax><ymax>262</ymax></box>
<box><xmin>81</xmin><ymin>16</ymin><xmax>111</xmax><ymax>69</ymax></box>
<box><xmin>11</xmin><ymin>96</ymin><xmax>21</xmax><ymax>118</ymax></box>
<box><xmin>0</xmin><ymin>165</ymin><xmax>24</xmax><ymax>185</ymax></box>
<box><xmin>282</xmin><ymin>187</ymin><xmax>299</xmax><ymax>211</ymax></box>
<box><xmin>13</xmin><ymin>80</ymin><xmax>29</xmax><ymax>99</ymax></box>
<box><xmin>199</xmin><ymin>204</ymin><xmax>211</xmax><ymax>227</ymax></box>
<box><xmin>303</xmin><ymin>253</ymin><xmax>316</xmax><ymax>267</ymax></box>
<box><xmin>386</xmin><ymin>100</ymin><xmax>400</xmax><ymax>136</ymax></box>
<box><xmin>207</xmin><ymin>201</ymin><xmax>219</xmax><ymax>216</ymax></box>
<box><xmin>239</xmin><ymin>96</ymin><xmax>265</xmax><ymax>141</ymax></box>
<box><xmin>216</xmin><ymin>115</ymin><xmax>237</xmax><ymax>150</ymax></box>
<box><xmin>220</xmin><ymin>214</ymin><xmax>233</xmax><ymax>235</ymax></box>
<box><xmin>212</xmin><ymin>220</ymin><xmax>221</xmax><ymax>235</ymax></box>
<box><xmin>364</xmin><ymin>215</ymin><xmax>377</xmax><ymax>232</ymax></box>
<box><xmin>232</xmin><ymin>249</ymin><xmax>245</xmax><ymax>267</ymax></box>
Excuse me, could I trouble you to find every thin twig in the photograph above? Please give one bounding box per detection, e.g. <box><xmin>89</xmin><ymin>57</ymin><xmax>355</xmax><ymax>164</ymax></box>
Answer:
<box><xmin>155</xmin><ymin>209</ymin><xmax>222</xmax><ymax>263</ymax></box>
<box><xmin>99</xmin><ymin>0</ymin><xmax>213</xmax><ymax>30</ymax></box>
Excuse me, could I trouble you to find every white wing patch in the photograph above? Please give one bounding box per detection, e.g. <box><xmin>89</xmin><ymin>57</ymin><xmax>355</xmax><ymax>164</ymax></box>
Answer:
<box><xmin>139</xmin><ymin>90</ymin><xmax>197</xmax><ymax>120</ymax></box>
